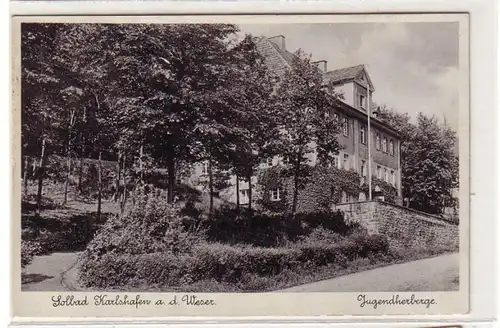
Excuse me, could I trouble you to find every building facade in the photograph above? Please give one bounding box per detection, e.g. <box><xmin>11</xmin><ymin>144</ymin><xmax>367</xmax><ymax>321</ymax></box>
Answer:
<box><xmin>185</xmin><ymin>35</ymin><xmax>402</xmax><ymax>206</ymax></box>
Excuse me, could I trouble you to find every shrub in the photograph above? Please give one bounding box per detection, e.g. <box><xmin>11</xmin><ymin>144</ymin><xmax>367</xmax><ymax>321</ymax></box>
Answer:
<box><xmin>203</xmin><ymin>207</ymin><xmax>356</xmax><ymax>247</ymax></box>
<box><xmin>79</xmin><ymin>186</ymin><xmax>206</xmax><ymax>287</ymax></box>
<box><xmin>295</xmin><ymin>211</ymin><xmax>361</xmax><ymax>235</ymax></box>
<box><xmin>203</xmin><ymin>207</ymin><xmax>296</xmax><ymax>246</ymax></box>
<box><xmin>298</xmin><ymin>226</ymin><xmax>344</xmax><ymax>244</ymax></box>
<box><xmin>21</xmin><ymin>211</ymin><xmax>111</xmax><ymax>254</ymax></box>
<box><xmin>21</xmin><ymin>240</ymin><xmax>42</xmax><ymax>268</ymax></box>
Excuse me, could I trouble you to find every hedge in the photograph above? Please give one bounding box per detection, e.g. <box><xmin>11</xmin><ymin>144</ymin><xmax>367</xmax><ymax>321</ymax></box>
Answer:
<box><xmin>201</xmin><ymin>207</ymin><xmax>360</xmax><ymax>247</ymax></box>
<box><xmin>78</xmin><ymin>230</ymin><xmax>390</xmax><ymax>290</ymax></box>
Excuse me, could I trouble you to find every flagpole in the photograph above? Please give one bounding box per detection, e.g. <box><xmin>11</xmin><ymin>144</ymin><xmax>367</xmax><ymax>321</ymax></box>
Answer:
<box><xmin>367</xmin><ymin>83</ymin><xmax>372</xmax><ymax>200</ymax></box>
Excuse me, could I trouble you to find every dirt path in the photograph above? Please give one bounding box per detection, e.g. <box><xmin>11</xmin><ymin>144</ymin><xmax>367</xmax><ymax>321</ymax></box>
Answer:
<box><xmin>278</xmin><ymin>253</ymin><xmax>460</xmax><ymax>292</ymax></box>
<box><xmin>21</xmin><ymin>252</ymin><xmax>81</xmax><ymax>291</ymax></box>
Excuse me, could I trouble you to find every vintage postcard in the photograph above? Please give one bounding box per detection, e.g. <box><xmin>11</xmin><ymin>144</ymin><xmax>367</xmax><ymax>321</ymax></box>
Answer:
<box><xmin>11</xmin><ymin>13</ymin><xmax>470</xmax><ymax>319</ymax></box>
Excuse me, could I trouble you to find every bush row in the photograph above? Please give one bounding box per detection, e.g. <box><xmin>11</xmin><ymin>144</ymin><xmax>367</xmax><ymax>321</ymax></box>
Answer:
<box><xmin>78</xmin><ymin>229</ymin><xmax>390</xmax><ymax>290</ymax></box>
<box><xmin>200</xmin><ymin>207</ymin><xmax>360</xmax><ymax>247</ymax></box>
<box><xmin>21</xmin><ymin>211</ymin><xmax>112</xmax><ymax>254</ymax></box>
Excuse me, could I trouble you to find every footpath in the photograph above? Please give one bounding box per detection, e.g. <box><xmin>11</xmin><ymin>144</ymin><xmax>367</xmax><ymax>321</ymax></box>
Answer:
<box><xmin>278</xmin><ymin>253</ymin><xmax>459</xmax><ymax>292</ymax></box>
<box><xmin>22</xmin><ymin>252</ymin><xmax>81</xmax><ymax>291</ymax></box>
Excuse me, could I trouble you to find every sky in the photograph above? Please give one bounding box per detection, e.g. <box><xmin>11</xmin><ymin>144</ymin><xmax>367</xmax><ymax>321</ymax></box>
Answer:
<box><xmin>238</xmin><ymin>22</ymin><xmax>460</xmax><ymax>132</ymax></box>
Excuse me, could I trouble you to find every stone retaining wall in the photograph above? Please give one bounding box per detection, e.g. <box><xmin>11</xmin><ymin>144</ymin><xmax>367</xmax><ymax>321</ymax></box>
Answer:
<box><xmin>334</xmin><ymin>201</ymin><xmax>459</xmax><ymax>250</ymax></box>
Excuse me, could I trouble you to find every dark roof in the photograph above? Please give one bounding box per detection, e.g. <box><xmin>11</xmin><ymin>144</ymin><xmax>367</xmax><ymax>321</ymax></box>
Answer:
<box><xmin>255</xmin><ymin>36</ymin><xmax>397</xmax><ymax>137</ymax></box>
<box><xmin>323</xmin><ymin>65</ymin><xmax>365</xmax><ymax>84</ymax></box>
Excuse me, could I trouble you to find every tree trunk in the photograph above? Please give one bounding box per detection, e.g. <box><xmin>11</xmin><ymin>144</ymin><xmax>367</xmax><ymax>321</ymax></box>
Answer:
<box><xmin>77</xmin><ymin>136</ymin><xmax>85</xmax><ymax>193</ymax></box>
<box><xmin>31</xmin><ymin>158</ymin><xmax>37</xmax><ymax>179</ymax></box>
<box><xmin>97</xmin><ymin>151</ymin><xmax>102</xmax><ymax>220</ymax></box>
<box><xmin>23</xmin><ymin>156</ymin><xmax>29</xmax><ymax>197</ymax></box>
<box><xmin>166</xmin><ymin>155</ymin><xmax>175</xmax><ymax>204</ymax></box>
<box><xmin>208</xmin><ymin>158</ymin><xmax>214</xmax><ymax>213</ymax></box>
<box><xmin>35</xmin><ymin>138</ymin><xmax>46</xmax><ymax>216</ymax></box>
<box><xmin>63</xmin><ymin>136</ymin><xmax>72</xmax><ymax>205</ymax></box>
<box><xmin>63</xmin><ymin>157</ymin><xmax>72</xmax><ymax>205</ymax></box>
<box><xmin>292</xmin><ymin>154</ymin><xmax>301</xmax><ymax>215</ymax></box>
<box><xmin>247</xmin><ymin>172</ymin><xmax>253</xmax><ymax>211</ymax></box>
<box><xmin>77</xmin><ymin>158</ymin><xmax>84</xmax><ymax>193</ymax></box>
<box><xmin>139</xmin><ymin>145</ymin><xmax>144</xmax><ymax>184</ymax></box>
<box><xmin>114</xmin><ymin>150</ymin><xmax>122</xmax><ymax>202</ymax></box>
<box><xmin>235</xmin><ymin>175</ymin><xmax>240</xmax><ymax>209</ymax></box>
<box><xmin>120</xmin><ymin>151</ymin><xmax>127</xmax><ymax>213</ymax></box>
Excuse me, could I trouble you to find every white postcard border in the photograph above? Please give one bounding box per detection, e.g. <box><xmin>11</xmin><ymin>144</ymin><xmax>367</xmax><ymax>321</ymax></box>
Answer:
<box><xmin>7</xmin><ymin>0</ymin><xmax>497</xmax><ymax>323</ymax></box>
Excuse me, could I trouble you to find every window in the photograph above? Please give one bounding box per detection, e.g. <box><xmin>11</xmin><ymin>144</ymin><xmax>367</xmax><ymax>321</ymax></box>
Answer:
<box><xmin>390</xmin><ymin>139</ymin><xmax>395</xmax><ymax>156</ymax></box>
<box><xmin>377</xmin><ymin>165</ymin><xmax>381</xmax><ymax>179</ymax></box>
<box><xmin>391</xmin><ymin>170</ymin><xmax>395</xmax><ymax>186</ymax></box>
<box><xmin>270</xmin><ymin>188</ymin><xmax>281</xmax><ymax>201</ymax></box>
<box><xmin>342</xmin><ymin>117</ymin><xmax>349</xmax><ymax>136</ymax></box>
<box><xmin>341</xmin><ymin>191</ymin><xmax>348</xmax><ymax>203</ymax></box>
<box><xmin>359</xmin><ymin>94</ymin><xmax>366</xmax><ymax>109</ymax></box>
<box><xmin>343</xmin><ymin>154</ymin><xmax>349</xmax><ymax>170</ymax></box>
<box><xmin>383</xmin><ymin>137</ymin><xmax>388</xmax><ymax>153</ymax></box>
<box><xmin>360</xmin><ymin>125</ymin><xmax>366</xmax><ymax>144</ymax></box>
<box><xmin>328</xmin><ymin>156</ymin><xmax>339</xmax><ymax>169</ymax></box>
<box><xmin>240</xmin><ymin>189</ymin><xmax>249</xmax><ymax>198</ymax></box>
<box><xmin>266</xmin><ymin>157</ymin><xmax>273</xmax><ymax>167</ymax></box>
<box><xmin>361</xmin><ymin>160</ymin><xmax>366</xmax><ymax>177</ymax></box>
<box><xmin>384</xmin><ymin>168</ymin><xmax>388</xmax><ymax>182</ymax></box>
<box><xmin>201</xmin><ymin>161</ymin><xmax>209</xmax><ymax>175</ymax></box>
<box><xmin>376</xmin><ymin>133</ymin><xmax>381</xmax><ymax>150</ymax></box>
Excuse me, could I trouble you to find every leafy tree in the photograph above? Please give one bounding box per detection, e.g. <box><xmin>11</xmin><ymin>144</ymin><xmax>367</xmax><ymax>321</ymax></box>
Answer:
<box><xmin>274</xmin><ymin>50</ymin><xmax>343</xmax><ymax>214</ymax></box>
<box><xmin>377</xmin><ymin>107</ymin><xmax>459</xmax><ymax>214</ymax></box>
<box><xmin>21</xmin><ymin>23</ymin><xmax>68</xmax><ymax>212</ymax></box>
<box><xmin>103</xmin><ymin>24</ymin><xmax>241</xmax><ymax>204</ymax></box>
<box><xmin>223</xmin><ymin>35</ymin><xmax>280</xmax><ymax>210</ymax></box>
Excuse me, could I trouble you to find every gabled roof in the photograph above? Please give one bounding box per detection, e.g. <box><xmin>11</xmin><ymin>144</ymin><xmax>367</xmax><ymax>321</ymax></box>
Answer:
<box><xmin>269</xmin><ymin>40</ymin><xmax>296</xmax><ymax>66</ymax></box>
<box><xmin>255</xmin><ymin>36</ymin><xmax>324</xmax><ymax>77</ymax></box>
<box><xmin>254</xmin><ymin>36</ymin><xmax>396</xmax><ymax>135</ymax></box>
<box><xmin>254</xmin><ymin>37</ymin><xmax>292</xmax><ymax>77</ymax></box>
<box><xmin>323</xmin><ymin>64</ymin><xmax>375</xmax><ymax>91</ymax></box>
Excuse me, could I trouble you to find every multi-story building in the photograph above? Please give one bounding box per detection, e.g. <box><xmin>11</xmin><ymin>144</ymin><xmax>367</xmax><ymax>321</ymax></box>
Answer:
<box><xmin>186</xmin><ymin>35</ymin><xmax>402</xmax><ymax>206</ymax></box>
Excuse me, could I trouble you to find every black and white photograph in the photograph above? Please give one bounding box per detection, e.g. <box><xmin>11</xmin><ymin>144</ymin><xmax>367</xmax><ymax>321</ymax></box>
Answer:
<box><xmin>12</xmin><ymin>14</ymin><xmax>470</xmax><ymax>317</ymax></box>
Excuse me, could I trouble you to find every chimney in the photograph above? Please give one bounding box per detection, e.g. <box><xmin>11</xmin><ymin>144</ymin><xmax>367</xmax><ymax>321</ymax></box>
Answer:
<box><xmin>268</xmin><ymin>35</ymin><xmax>286</xmax><ymax>50</ymax></box>
<box><xmin>313</xmin><ymin>60</ymin><xmax>328</xmax><ymax>73</ymax></box>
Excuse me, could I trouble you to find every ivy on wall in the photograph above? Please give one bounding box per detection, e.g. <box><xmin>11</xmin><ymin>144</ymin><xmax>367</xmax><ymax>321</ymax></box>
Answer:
<box><xmin>256</xmin><ymin>166</ymin><xmax>288</xmax><ymax>213</ymax></box>
<box><xmin>363</xmin><ymin>177</ymin><xmax>398</xmax><ymax>204</ymax></box>
<box><xmin>257</xmin><ymin>165</ymin><xmax>398</xmax><ymax>213</ymax></box>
